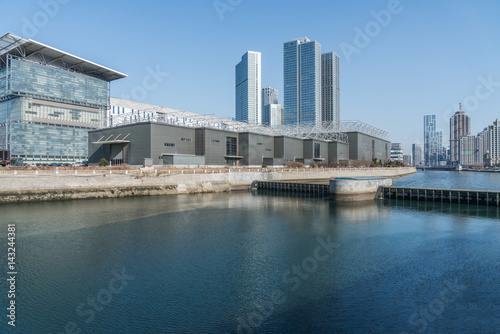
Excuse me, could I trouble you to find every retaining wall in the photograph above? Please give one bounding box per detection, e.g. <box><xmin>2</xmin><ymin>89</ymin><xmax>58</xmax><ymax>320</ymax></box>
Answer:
<box><xmin>0</xmin><ymin>167</ymin><xmax>416</xmax><ymax>203</ymax></box>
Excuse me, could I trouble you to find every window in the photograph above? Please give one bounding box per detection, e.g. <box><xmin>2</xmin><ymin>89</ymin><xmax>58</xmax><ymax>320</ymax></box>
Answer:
<box><xmin>226</xmin><ymin>137</ymin><xmax>237</xmax><ymax>156</ymax></box>
<box><xmin>211</xmin><ymin>139</ymin><xmax>220</xmax><ymax>143</ymax></box>
<box><xmin>256</xmin><ymin>142</ymin><xmax>262</xmax><ymax>145</ymax></box>
<box><xmin>165</xmin><ymin>143</ymin><xmax>175</xmax><ymax>147</ymax></box>
<box><xmin>266</xmin><ymin>149</ymin><xmax>272</xmax><ymax>152</ymax></box>
<box><xmin>181</xmin><ymin>138</ymin><xmax>192</xmax><ymax>142</ymax></box>
<box><xmin>314</xmin><ymin>143</ymin><xmax>320</xmax><ymax>159</ymax></box>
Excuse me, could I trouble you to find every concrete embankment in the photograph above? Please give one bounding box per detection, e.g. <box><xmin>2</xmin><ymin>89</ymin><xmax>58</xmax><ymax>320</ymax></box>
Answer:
<box><xmin>0</xmin><ymin>167</ymin><xmax>416</xmax><ymax>203</ymax></box>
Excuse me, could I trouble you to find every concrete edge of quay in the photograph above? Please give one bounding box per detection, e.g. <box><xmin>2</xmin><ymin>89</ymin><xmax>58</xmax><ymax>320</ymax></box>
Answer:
<box><xmin>0</xmin><ymin>167</ymin><xmax>416</xmax><ymax>203</ymax></box>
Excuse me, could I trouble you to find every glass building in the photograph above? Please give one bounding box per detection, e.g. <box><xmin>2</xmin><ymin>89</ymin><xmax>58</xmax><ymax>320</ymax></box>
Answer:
<box><xmin>321</xmin><ymin>52</ymin><xmax>340</xmax><ymax>126</ymax></box>
<box><xmin>423</xmin><ymin>114</ymin><xmax>444</xmax><ymax>166</ymax></box>
<box><xmin>262</xmin><ymin>86</ymin><xmax>278</xmax><ymax>126</ymax></box>
<box><xmin>283</xmin><ymin>38</ymin><xmax>321</xmax><ymax>126</ymax></box>
<box><xmin>235</xmin><ymin>51</ymin><xmax>261</xmax><ymax>125</ymax></box>
<box><xmin>0</xmin><ymin>32</ymin><xmax>126</xmax><ymax>164</ymax></box>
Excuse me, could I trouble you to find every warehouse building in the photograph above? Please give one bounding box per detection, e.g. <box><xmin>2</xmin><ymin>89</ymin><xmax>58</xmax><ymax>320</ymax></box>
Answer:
<box><xmin>89</xmin><ymin>120</ymin><xmax>390</xmax><ymax>167</ymax></box>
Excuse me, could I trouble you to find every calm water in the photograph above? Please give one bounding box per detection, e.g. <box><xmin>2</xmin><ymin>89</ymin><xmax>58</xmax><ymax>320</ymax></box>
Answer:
<box><xmin>393</xmin><ymin>169</ymin><xmax>500</xmax><ymax>190</ymax></box>
<box><xmin>0</xmin><ymin>171</ymin><xmax>499</xmax><ymax>333</ymax></box>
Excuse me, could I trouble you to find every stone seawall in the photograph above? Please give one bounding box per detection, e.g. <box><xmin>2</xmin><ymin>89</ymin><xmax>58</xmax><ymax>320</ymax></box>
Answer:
<box><xmin>0</xmin><ymin>167</ymin><xmax>416</xmax><ymax>203</ymax></box>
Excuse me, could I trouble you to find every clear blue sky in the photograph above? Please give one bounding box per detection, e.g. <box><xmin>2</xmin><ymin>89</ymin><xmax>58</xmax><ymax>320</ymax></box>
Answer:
<box><xmin>1</xmin><ymin>0</ymin><xmax>499</xmax><ymax>153</ymax></box>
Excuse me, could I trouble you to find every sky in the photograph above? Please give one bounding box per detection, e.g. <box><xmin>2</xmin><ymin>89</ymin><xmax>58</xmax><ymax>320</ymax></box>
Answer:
<box><xmin>1</xmin><ymin>0</ymin><xmax>499</xmax><ymax>153</ymax></box>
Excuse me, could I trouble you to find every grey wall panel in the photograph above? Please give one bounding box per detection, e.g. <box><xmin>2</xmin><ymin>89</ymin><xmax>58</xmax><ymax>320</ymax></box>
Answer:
<box><xmin>150</xmin><ymin>123</ymin><xmax>196</xmax><ymax>165</ymax></box>
<box><xmin>240</xmin><ymin>132</ymin><xmax>274</xmax><ymax>165</ymax></box>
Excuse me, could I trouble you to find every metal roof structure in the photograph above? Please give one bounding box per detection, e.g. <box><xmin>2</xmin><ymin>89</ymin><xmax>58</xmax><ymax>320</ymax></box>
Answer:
<box><xmin>109</xmin><ymin>98</ymin><xmax>389</xmax><ymax>142</ymax></box>
<box><xmin>0</xmin><ymin>32</ymin><xmax>127</xmax><ymax>81</ymax></box>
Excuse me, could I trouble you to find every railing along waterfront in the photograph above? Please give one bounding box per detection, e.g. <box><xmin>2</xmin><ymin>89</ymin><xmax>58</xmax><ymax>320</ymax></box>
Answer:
<box><xmin>0</xmin><ymin>166</ymin><xmax>394</xmax><ymax>176</ymax></box>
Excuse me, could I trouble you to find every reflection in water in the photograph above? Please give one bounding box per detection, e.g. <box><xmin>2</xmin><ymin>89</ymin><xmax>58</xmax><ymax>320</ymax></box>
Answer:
<box><xmin>0</xmin><ymin>191</ymin><xmax>498</xmax><ymax>333</ymax></box>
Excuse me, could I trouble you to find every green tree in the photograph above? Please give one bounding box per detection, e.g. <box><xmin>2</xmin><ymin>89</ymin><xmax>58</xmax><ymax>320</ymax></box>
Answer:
<box><xmin>98</xmin><ymin>158</ymin><xmax>109</xmax><ymax>167</ymax></box>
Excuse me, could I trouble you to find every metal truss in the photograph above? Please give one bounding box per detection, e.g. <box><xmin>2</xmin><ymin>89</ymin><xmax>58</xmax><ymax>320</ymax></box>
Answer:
<box><xmin>110</xmin><ymin>103</ymin><xmax>389</xmax><ymax>143</ymax></box>
<box><xmin>341</xmin><ymin>120</ymin><xmax>389</xmax><ymax>140</ymax></box>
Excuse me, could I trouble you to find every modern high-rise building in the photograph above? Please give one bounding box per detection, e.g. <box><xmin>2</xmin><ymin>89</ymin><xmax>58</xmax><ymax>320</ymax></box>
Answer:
<box><xmin>262</xmin><ymin>86</ymin><xmax>278</xmax><ymax>126</ymax></box>
<box><xmin>458</xmin><ymin>135</ymin><xmax>476</xmax><ymax>166</ymax></box>
<box><xmin>412</xmin><ymin>143</ymin><xmax>424</xmax><ymax>166</ymax></box>
<box><xmin>269</xmin><ymin>104</ymin><xmax>283</xmax><ymax>127</ymax></box>
<box><xmin>450</xmin><ymin>103</ymin><xmax>471</xmax><ymax>163</ymax></box>
<box><xmin>403</xmin><ymin>154</ymin><xmax>412</xmax><ymax>165</ymax></box>
<box><xmin>424</xmin><ymin>114</ymin><xmax>444</xmax><ymax>166</ymax></box>
<box><xmin>390</xmin><ymin>143</ymin><xmax>403</xmax><ymax>162</ymax></box>
<box><xmin>235</xmin><ymin>51</ymin><xmax>261</xmax><ymax>125</ymax></box>
<box><xmin>485</xmin><ymin>119</ymin><xmax>500</xmax><ymax>166</ymax></box>
<box><xmin>283</xmin><ymin>37</ymin><xmax>321</xmax><ymax>126</ymax></box>
<box><xmin>0</xmin><ymin>32</ymin><xmax>126</xmax><ymax>164</ymax></box>
<box><xmin>321</xmin><ymin>51</ymin><xmax>340</xmax><ymax>126</ymax></box>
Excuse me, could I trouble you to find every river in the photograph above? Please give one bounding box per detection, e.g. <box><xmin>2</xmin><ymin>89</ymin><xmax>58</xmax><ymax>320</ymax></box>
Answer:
<box><xmin>0</xmin><ymin>170</ymin><xmax>499</xmax><ymax>333</ymax></box>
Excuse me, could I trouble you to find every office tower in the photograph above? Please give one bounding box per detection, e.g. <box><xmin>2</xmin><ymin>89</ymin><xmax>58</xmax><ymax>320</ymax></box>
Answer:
<box><xmin>283</xmin><ymin>37</ymin><xmax>321</xmax><ymax>125</ymax></box>
<box><xmin>412</xmin><ymin>144</ymin><xmax>423</xmax><ymax>166</ymax></box>
<box><xmin>269</xmin><ymin>104</ymin><xmax>283</xmax><ymax>127</ymax></box>
<box><xmin>450</xmin><ymin>103</ymin><xmax>471</xmax><ymax>163</ymax></box>
<box><xmin>403</xmin><ymin>154</ymin><xmax>412</xmax><ymax>165</ymax></box>
<box><xmin>424</xmin><ymin>114</ymin><xmax>444</xmax><ymax>166</ymax></box>
<box><xmin>235</xmin><ymin>51</ymin><xmax>261</xmax><ymax>124</ymax></box>
<box><xmin>0</xmin><ymin>32</ymin><xmax>126</xmax><ymax>165</ymax></box>
<box><xmin>485</xmin><ymin>119</ymin><xmax>500</xmax><ymax>166</ymax></box>
<box><xmin>458</xmin><ymin>135</ymin><xmax>476</xmax><ymax>165</ymax></box>
<box><xmin>321</xmin><ymin>52</ymin><xmax>340</xmax><ymax>126</ymax></box>
<box><xmin>477</xmin><ymin>127</ymin><xmax>490</xmax><ymax>165</ymax></box>
<box><xmin>390</xmin><ymin>143</ymin><xmax>403</xmax><ymax>161</ymax></box>
<box><xmin>262</xmin><ymin>87</ymin><xmax>278</xmax><ymax>126</ymax></box>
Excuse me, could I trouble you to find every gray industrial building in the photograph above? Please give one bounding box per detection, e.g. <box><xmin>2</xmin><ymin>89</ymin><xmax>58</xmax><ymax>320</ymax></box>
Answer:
<box><xmin>347</xmin><ymin>132</ymin><xmax>390</xmax><ymax>162</ymax></box>
<box><xmin>89</xmin><ymin>121</ymin><xmax>390</xmax><ymax>167</ymax></box>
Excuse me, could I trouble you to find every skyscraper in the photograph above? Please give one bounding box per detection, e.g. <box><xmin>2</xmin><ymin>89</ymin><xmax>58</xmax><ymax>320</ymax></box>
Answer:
<box><xmin>486</xmin><ymin>119</ymin><xmax>500</xmax><ymax>166</ymax></box>
<box><xmin>321</xmin><ymin>51</ymin><xmax>340</xmax><ymax>126</ymax></box>
<box><xmin>424</xmin><ymin>114</ymin><xmax>443</xmax><ymax>166</ymax></box>
<box><xmin>450</xmin><ymin>103</ymin><xmax>471</xmax><ymax>163</ymax></box>
<box><xmin>283</xmin><ymin>37</ymin><xmax>321</xmax><ymax>125</ymax></box>
<box><xmin>412</xmin><ymin>143</ymin><xmax>423</xmax><ymax>166</ymax></box>
<box><xmin>235</xmin><ymin>51</ymin><xmax>261</xmax><ymax>124</ymax></box>
<box><xmin>262</xmin><ymin>87</ymin><xmax>278</xmax><ymax>126</ymax></box>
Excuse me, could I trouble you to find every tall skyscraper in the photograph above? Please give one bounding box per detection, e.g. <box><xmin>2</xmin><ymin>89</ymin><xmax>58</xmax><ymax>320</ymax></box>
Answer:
<box><xmin>262</xmin><ymin>87</ymin><xmax>278</xmax><ymax>126</ymax></box>
<box><xmin>283</xmin><ymin>37</ymin><xmax>321</xmax><ymax>126</ymax></box>
<box><xmin>412</xmin><ymin>143</ymin><xmax>423</xmax><ymax>166</ymax></box>
<box><xmin>235</xmin><ymin>51</ymin><xmax>261</xmax><ymax>124</ymax></box>
<box><xmin>486</xmin><ymin>119</ymin><xmax>500</xmax><ymax>166</ymax></box>
<box><xmin>321</xmin><ymin>52</ymin><xmax>340</xmax><ymax>126</ymax></box>
<box><xmin>424</xmin><ymin>114</ymin><xmax>444</xmax><ymax>166</ymax></box>
<box><xmin>450</xmin><ymin>103</ymin><xmax>471</xmax><ymax>163</ymax></box>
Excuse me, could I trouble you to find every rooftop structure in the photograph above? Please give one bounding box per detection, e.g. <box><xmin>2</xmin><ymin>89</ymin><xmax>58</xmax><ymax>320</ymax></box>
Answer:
<box><xmin>108</xmin><ymin>98</ymin><xmax>390</xmax><ymax>145</ymax></box>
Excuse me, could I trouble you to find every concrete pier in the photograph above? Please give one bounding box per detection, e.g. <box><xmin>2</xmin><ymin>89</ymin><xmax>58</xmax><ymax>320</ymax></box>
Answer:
<box><xmin>330</xmin><ymin>177</ymin><xmax>393</xmax><ymax>201</ymax></box>
<box><xmin>255</xmin><ymin>177</ymin><xmax>393</xmax><ymax>201</ymax></box>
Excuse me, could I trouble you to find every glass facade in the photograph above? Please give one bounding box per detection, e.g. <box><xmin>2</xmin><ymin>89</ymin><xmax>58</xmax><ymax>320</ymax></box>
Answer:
<box><xmin>283</xmin><ymin>38</ymin><xmax>321</xmax><ymax>125</ymax></box>
<box><xmin>262</xmin><ymin>87</ymin><xmax>278</xmax><ymax>126</ymax></box>
<box><xmin>0</xmin><ymin>56</ymin><xmax>110</xmax><ymax>163</ymax></box>
<box><xmin>235</xmin><ymin>51</ymin><xmax>261</xmax><ymax>124</ymax></box>
<box><xmin>321</xmin><ymin>52</ymin><xmax>340</xmax><ymax>125</ymax></box>
<box><xmin>8</xmin><ymin>121</ymin><xmax>90</xmax><ymax>161</ymax></box>
<box><xmin>7</xmin><ymin>58</ymin><xmax>107</xmax><ymax>108</ymax></box>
